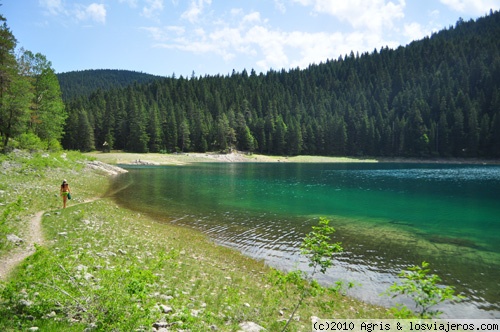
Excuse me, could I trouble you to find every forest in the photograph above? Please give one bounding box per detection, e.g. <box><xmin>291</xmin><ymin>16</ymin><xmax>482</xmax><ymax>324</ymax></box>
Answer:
<box><xmin>2</xmin><ymin>10</ymin><xmax>500</xmax><ymax>158</ymax></box>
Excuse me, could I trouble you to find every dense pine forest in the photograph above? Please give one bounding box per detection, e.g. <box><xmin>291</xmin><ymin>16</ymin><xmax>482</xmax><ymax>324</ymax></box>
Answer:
<box><xmin>57</xmin><ymin>69</ymin><xmax>162</xmax><ymax>101</ymax></box>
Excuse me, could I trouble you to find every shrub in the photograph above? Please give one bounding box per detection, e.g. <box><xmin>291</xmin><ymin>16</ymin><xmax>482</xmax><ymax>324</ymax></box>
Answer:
<box><xmin>385</xmin><ymin>261</ymin><xmax>464</xmax><ymax>318</ymax></box>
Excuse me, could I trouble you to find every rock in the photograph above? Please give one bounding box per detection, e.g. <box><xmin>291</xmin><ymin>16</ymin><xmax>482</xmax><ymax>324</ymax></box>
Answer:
<box><xmin>131</xmin><ymin>160</ymin><xmax>159</xmax><ymax>166</ymax></box>
<box><xmin>118</xmin><ymin>249</ymin><xmax>127</xmax><ymax>255</ymax></box>
<box><xmin>153</xmin><ymin>321</ymin><xmax>170</xmax><ymax>328</ymax></box>
<box><xmin>160</xmin><ymin>294</ymin><xmax>174</xmax><ymax>301</ymax></box>
<box><xmin>46</xmin><ymin>311</ymin><xmax>57</xmax><ymax>318</ymax></box>
<box><xmin>83</xmin><ymin>273</ymin><xmax>94</xmax><ymax>281</ymax></box>
<box><xmin>159</xmin><ymin>304</ymin><xmax>173</xmax><ymax>313</ymax></box>
<box><xmin>238</xmin><ymin>321</ymin><xmax>266</xmax><ymax>332</ymax></box>
<box><xmin>86</xmin><ymin>161</ymin><xmax>128</xmax><ymax>175</ymax></box>
<box><xmin>6</xmin><ymin>234</ymin><xmax>23</xmax><ymax>245</ymax></box>
<box><xmin>28</xmin><ymin>327</ymin><xmax>39</xmax><ymax>331</ymax></box>
<box><xmin>19</xmin><ymin>299</ymin><xmax>33</xmax><ymax>307</ymax></box>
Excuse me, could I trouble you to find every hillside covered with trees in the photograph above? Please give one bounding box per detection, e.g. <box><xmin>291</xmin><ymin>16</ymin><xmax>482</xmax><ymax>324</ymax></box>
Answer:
<box><xmin>63</xmin><ymin>11</ymin><xmax>500</xmax><ymax>158</ymax></box>
<box><xmin>57</xmin><ymin>69</ymin><xmax>162</xmax><ymax>101</ymax></box>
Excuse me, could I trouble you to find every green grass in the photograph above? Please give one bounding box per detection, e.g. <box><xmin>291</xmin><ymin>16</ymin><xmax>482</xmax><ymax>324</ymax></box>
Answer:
<box><xmin>0</xmin><ymin>151</ymin><xmax>393</xmax><ymax>331</ymax></box>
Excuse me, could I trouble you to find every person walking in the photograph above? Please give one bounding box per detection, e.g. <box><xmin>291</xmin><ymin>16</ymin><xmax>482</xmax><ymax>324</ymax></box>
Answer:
<box><xmin>60</xmin><ymin>179</ymin><xmax>71</xmax><ymax>208</ymax></box>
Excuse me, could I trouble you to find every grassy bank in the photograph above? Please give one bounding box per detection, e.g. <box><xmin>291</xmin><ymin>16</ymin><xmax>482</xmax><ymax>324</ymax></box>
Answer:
<box><xmin>0</xmin><ymin>151</ymin><xmax>392</xmax><ymax>331</ymax></box>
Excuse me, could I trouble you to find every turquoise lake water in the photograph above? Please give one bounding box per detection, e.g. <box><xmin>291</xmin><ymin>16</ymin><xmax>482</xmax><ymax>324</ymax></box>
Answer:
<box><xmin>109</xmin><ymin>162</ymin><xmax>500</xmax><ymax>318</ymax></box>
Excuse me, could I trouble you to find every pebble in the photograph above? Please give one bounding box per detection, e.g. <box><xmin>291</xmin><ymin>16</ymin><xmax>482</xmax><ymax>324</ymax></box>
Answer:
<box><xmin>238</xmin><ymin>321</ymin><xmax>266</xmax><ymax>332</ymax></box>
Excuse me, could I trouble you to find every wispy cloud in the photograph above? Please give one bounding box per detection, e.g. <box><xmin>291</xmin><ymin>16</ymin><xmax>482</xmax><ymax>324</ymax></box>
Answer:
<box><xmin>142</xmin><ymin>0</ymin><xmax>493</xmax><ymax>73</ymax></box>
<box><xmin>76</xmin><ymin>3</ymin><xmax>107</xmax><ymax>24</ymax></box>
<box><xmin>142</xmin><ymin>0</ymin><xmax>165</xmax><ymax>20</ymax></box>
<box><xmin>39</xmin><ymin>0</ymin><xmax>107</xmax><ymax>24</ymax></box>
<box><xmin>181</xmin><ymin>0</ymin><xmax>212</xmax><ymax>23</ymax></box>
<box><xmin>143</xmin><ymin>8</ymin><xmax>367</xmax><ymax>72</ymax></box>
<box><xmin>39</xmin><ymin>0</ymin><xmax>66</xmax><ymax>16</ymax></box>
<box><xmin>439</xmin><ymin>0</ymin><xmax>499</xmax><ymax>14</ymax></box>
<box><xmin>292</xmin><ymin>0</ymin><xmax>406</xmax><ymax>32</ymax></box>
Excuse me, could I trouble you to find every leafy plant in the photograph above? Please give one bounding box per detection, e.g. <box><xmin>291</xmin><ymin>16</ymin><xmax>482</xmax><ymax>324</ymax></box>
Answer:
<box><xmin>385</xmin><ymin>261</ymin><xmax>464</xmax><ymax>318</ymax></box>
<box><xmin>281</xmin><ymin>217</ymin><xmax>343</xmax><ymax>331</ymax></box>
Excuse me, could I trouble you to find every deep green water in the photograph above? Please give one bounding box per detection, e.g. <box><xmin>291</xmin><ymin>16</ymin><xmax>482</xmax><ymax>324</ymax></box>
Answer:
<box><xmin>109</xmin><ymin>162</ymin><xmax>500</xmax><ymax>318</ymax></box>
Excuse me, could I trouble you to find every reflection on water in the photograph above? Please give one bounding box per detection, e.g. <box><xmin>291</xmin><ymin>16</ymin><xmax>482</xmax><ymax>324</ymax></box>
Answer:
<box><xmin>109</xmin><ymin>163</ymin><xmax>500</xmax><ymax>318</ymax></box>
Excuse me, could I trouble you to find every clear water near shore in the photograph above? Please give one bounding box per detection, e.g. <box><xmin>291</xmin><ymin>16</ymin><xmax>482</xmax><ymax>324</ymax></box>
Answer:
<box><xmin>109</xmin><ymin>162</ymin><xmax>500</xmax><ymax>318</ymax></box>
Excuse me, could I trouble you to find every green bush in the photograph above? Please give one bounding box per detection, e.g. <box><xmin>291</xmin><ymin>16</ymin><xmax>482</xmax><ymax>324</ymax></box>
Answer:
<box><xmin>385</xmin><ymin>261</ymin><xmax>464</xmax><ymax>318</ymax></box>
<box><xmin>17</xmin><ymin>133</ymin><xmax>44</xmax><ymax>151</ymax></box>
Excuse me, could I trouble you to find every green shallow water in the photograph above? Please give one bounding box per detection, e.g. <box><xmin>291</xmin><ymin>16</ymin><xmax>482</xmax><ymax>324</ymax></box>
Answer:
<box><xmin>109</xmin><ymin>162</ymin><xmax>500</xmax><ymax>318</ymax></box>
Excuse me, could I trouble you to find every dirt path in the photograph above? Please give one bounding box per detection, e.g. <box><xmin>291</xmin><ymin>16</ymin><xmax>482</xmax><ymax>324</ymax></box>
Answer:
<box><xmin>0</xmin><ymin>211</ymin><xmax>44</xmax><ymax>280</ymax></box>
<box><xmin>0</xmin><ymin>198</ymin><xmax>100</xmax><ymax>281</ymax></box>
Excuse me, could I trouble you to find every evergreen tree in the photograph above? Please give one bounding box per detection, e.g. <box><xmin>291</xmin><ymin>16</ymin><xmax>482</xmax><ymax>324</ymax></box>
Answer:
<box><xmin>147</xmin><ymin>104</ymin><xmax>162</xmax><ymax>152</ymax></box>
<box><xmin>77</xmin><ymin>108</ymin><xmax>95</xmax><ymax>152</ymax></box>
<box><xmin>126</xmin><ymin>88</ymin><xmax>149</xmax><ymax>152</ymax></box>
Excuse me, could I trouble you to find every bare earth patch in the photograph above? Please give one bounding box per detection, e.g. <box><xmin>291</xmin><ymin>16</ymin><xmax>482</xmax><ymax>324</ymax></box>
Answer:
<box><xmin>0</xmin><ymin>211</ymin><xmax>44</xmax><ymax>280</ymax></box>
<box><xmin>86</xmin><ymin>151</ymin><xmax>378</xmax><ymax>165</ymax></box>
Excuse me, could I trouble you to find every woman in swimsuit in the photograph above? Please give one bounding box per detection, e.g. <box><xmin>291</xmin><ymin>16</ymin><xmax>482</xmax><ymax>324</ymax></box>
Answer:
<box><xmin>60</xmin><ymin>179</ymin><xmax>71</xmax><ymax>208</ymax></box>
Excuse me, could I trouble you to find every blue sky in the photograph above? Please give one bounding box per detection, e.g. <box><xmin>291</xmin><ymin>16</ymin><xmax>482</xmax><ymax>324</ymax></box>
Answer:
<box><xmin>3</xmin><ymin>0</ymin><xmax>499</xmax><ymax>77</ymax></box>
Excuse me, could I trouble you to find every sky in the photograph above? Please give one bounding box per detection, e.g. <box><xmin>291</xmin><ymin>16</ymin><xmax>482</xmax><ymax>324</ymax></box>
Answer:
<box><xmin>2</xmin><ymin>0</ymin><xmax>500</xmax><ymax>77</ymax></box>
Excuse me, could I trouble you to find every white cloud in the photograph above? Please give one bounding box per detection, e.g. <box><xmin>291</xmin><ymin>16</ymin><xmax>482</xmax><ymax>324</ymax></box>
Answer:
<box><xmin>293</xmin><ymin>0</ymin><xmax>406</xmax><ymax>32</ymax></box>
<box><xmin>87</xmin><ymin>3</ymin><xmax>107</xmax><ymax>23</ymax></box>
<box><xmin>143</xmin><ymin>1</ymin><xmax>448</xmax><ymax>73</ymax></box>
<box><xmin>39</xmin><ymin>0</ymin><xmax>65</xmax><ymax>15</ymax></box>
<box><xmin>181</xmin><ymin>0</ymin><xmax>212</xmax><ymax>23</ymax></box>
<box><xmin>403</xmin><ymin>22</ymin><xmax>426</xmax><ymax>42</ymax></box>
<box><xmin>75</xmin><ymin>3</ymin><xmax>107</xmax><ymax>24</ymax></box>
<box><xmin>274</xmin><ymin>0</ymin><xmax>287</xmax><ymax>13</ymax></box>
<box><xmin>39</xmin><ymin>0</ymin><xmax>106</xmax><ymax>24</ymax></box>
<box><xmin>242</xmin><ymin>12</ymin><xmax>262</xmax><ymax>25</ymax></box>
<box><xmin>142</xmin><ymin>0</ymin><xmax>165</xmax><ymax>20</ymax></box>
<box><xmin>439</xmin><ymin>0</ymin><xmax>499</xmax><ymax>15</ymax></box>
<box><xmin>145</xmin><ymin>19</ymin><xmax>377</xmax><ymax>72</ymax></box>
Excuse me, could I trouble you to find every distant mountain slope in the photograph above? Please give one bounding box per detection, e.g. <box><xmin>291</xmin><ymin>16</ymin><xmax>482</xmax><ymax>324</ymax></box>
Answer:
<box><xmin>57</xmin><ymin>69</ymin><xmax>163</xmax><ymax>100</ymax></box>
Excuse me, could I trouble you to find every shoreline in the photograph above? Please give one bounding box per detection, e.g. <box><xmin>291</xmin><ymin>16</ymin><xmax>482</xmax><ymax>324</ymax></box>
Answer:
<box><xmin>87</xmin><ymin>151</ymin><xmax>500</xmax><ymax>166</ymax></box>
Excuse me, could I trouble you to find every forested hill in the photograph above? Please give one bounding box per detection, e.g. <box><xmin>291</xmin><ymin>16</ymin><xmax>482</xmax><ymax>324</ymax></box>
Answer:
<box><xmin>63</xmin><ymin>10</ymin><xmax>500</xmax><ymax>158</ymax></box>
<box><xmin>57</xmin><ymin>69</ymin><xmax>163</xmax><ymax>101</ymax></box>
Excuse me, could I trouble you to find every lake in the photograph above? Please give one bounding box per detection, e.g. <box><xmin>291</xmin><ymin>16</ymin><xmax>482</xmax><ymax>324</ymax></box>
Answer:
<box><xmin>108</xmin><ymin>162</ymin><xmax>500</xmax><ymax>318</ymax></box>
